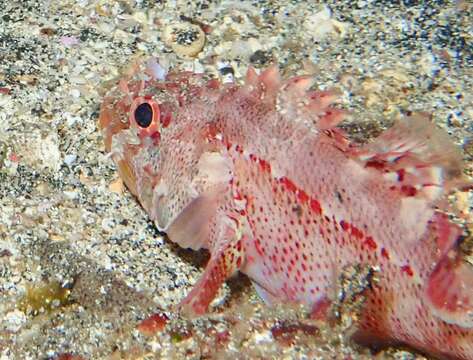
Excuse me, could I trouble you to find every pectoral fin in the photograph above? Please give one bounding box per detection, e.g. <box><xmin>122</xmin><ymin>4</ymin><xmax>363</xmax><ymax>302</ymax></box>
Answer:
<box><xmin>179</xmin><ymin>218</ymin><xmax>247</xmax><ymax>316</ymax></box>
<box><xmin>166</xmin><ymin>189</ymin><xmax>222</xmax><ymax>250</ymax></box>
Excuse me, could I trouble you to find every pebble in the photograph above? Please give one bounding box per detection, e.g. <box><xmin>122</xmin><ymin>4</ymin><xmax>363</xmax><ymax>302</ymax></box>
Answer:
<box><xmin>303</xmin><ymin>6</ymin><xmax>349</xmax><ymax>40</ymax></box>
<box><xmin>163</xmin><ymin>22</ymin><xmax>206</xmax><ymax>58</ymax></box>
<box><xmin>64</xmin><ymin>154</ymin><xmax>77</xmax><ymax>166</ymax></box>
<box><xmin>3</xmin><ymin>310</ymin><xmax>27</xmax><ymax>332</ymax></box>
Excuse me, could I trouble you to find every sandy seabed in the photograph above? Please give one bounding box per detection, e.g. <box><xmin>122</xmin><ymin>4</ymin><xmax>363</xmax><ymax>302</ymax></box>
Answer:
<box><xmin>0</xmin><ymin>1</ymin><xmax>472</xmax><ymax>359</ymax></box>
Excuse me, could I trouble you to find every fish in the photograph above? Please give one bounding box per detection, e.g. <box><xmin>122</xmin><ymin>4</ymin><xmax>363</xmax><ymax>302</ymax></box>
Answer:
<box><xmin>99</xmin><ymin>60</ymin><xmax>473</xmax><ymax>359</ymax></box>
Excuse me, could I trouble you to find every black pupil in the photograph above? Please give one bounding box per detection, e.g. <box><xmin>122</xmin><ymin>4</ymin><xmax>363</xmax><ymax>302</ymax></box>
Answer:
<box><xmin>134</xmin><ymin>103</ymin><xmax>153</xmax><ymax>128</ymax></box>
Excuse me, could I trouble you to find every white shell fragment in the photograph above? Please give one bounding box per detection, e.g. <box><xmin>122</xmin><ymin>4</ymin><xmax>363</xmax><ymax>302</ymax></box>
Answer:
<box><xmin>163</xmin><ymin>22</ymin><xmax>206</xmax><ymax>58</ymax></box>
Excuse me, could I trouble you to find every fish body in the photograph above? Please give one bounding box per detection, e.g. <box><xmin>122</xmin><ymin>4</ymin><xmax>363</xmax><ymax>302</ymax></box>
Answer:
<box><xmin>99</xmin><ymin>62</ymin><xmax>473</xmax><ymax>359</ymax></box>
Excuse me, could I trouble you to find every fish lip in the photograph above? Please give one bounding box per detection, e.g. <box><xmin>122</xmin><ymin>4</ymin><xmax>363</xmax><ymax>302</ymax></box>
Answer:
<box><xmin>99</xmin><ymin>94</ymin><xmax>134</xmax><ymax>152</ymax></box>
<box><xmin>116</xmin><ymin>158</ymin><xmax>138</xmax><ymax>196</ymax></box>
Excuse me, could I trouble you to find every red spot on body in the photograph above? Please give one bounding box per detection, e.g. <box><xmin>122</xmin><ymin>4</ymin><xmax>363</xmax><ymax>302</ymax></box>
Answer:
<box><xmin>340</xmin><ymin>220</ymin><xmax>350</xmax><ymax>232</ymax></box>
<box><xmin>365</xmin><ymin>159</ymin><xmax>386</xmax><ymax>170</ymax></box>
<box><xmin>351</xmin><ymin>225</ymin><xmax>364</xmax><ymax>239</ymax></box>
<box><xmin>401</xmin><ymin>265</ymin><xmax>414</xmax><ymax>276</ymax></box>
<box><xmin>297</xmin><ymin>190</ymin><xmax>309</xmax><ymax>203</ymax></box>
<box><xmin>254</xmin><ymin>239</ymin><xmax>264</xmax><ymax>256</ymax></box>
<box><xmin>381</xmin><ymin>247</ymin><xmax>390</xmax><ymax>260</ymax></box>
<box><xmin>280</xmin><ymin>177</ymin><xmax>297</xmax><ymax>193</ymax></box>
<box><xmin>397</xmin><ymin>169</ymin><xmax>405</xmax><ymax>181</ymax></box>
<box><xmin>364</xmin><ymin>236</ymin><xmax>377</xmax><ymax>250</ymax></box>
<box><xmin>310</xmin><ymin>199</ymin><xmax>322</xmax><ymax>214</ymax></box>
<box><xmin>401</xmin><ymin>185</ymin><xmax>417</xmax><ymax>196</ymax></box>
<box><xmin>259</xmin><ymin>159</ymin><xmax>271</xmax><ymax>172</ymax></box>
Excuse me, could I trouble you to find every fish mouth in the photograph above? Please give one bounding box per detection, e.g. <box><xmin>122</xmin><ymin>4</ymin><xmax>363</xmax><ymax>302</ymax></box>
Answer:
<box><xmin>99</xmin><ymin>98</ymin><xmax>130</xmax><ymax>152</ymax></box>
<box><xmin>99</xmin><ymin>97</ymin><xmax>139</xmax><ymax>197</ymax></box>
<box><xmin>116</xmin><ymin>158</ymin><xmax>138</xmax><ymax>196</ymax></box>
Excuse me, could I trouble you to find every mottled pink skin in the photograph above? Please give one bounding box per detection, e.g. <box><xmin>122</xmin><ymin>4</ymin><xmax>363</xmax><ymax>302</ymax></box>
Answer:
<box><xmin>100</xmin><ymin>63</ymin><xmax>473</xmax><ymax>359</ymax></box>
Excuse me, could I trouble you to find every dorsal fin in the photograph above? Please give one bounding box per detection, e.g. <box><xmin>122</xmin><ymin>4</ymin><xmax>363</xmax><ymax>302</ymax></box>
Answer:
<box><xmin>351</xmin><ymin>113</ymin><xmax>469</xmax><ymax>204</ymax></box>
<box><xmin>243</xmin><ymin>65</ymin><xmax>281</xmax><ymax>104</ymax></box>
<box><xmin>277</xmin><ymin>72</ymin><xmax>346</xmax><ymax>130</ymax></box>
<box><xmin>242</xmin><ymin>66</ymin><xmax>346</xmax><ymax>130</ymax></box>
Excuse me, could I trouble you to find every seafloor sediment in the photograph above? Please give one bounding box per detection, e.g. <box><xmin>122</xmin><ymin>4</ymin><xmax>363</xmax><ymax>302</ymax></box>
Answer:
<box><xmin>0</xmin><ymin>1</ymin><xmax>471</xmax><ymax>359</ymax></box>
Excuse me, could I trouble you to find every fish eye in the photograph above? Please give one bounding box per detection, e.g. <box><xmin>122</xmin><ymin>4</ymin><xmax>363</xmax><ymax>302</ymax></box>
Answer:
<box><xmin>134</xmin><ymin>102</ymin><xmax>153</xmax><ymax>128</ymax></box>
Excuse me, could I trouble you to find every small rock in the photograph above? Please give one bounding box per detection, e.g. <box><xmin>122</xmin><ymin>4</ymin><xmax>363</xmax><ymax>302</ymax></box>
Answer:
<box><xmin>464</xmin><ymin>138</ymin><xmax>473</xmax><ymax>157</ymax></box>
<box><xmin>64</xmin><ymin>154</ymin><xmax>77</xmax><ymax>166</ymax></box>
<box><xmin>303</xmin><ymin>6</ymin><xmax>348</xmax><ymax>40</ymax></box>
<box><xmin>3</xmin><ymin>310</ymin><xmax>27</xmax><ymax>332</ymax></box>
<box><xmin>163</xmin><ymin>22</ymin><xmax>206</xmax><ymax>58</ymax></box>
<box><xmin>250</xmin><ymin>50</ymin><xmax>272</xmax><ymax>67</ymax></box>
<box><xmin>271</xmin><ymin>321</ymin><xmax>319</xmax><ymax>347</ymax></box>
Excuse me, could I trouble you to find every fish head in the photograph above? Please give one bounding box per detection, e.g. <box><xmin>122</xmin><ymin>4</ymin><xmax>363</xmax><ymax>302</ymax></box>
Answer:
<box><xmin>99</xmin><ymin>69</ymin><xmax>168</xmax><ymax>198</ymax></box>
<box><xmin>99</xmin><ymin>60</ymin><xmax>226</xmax><ymax>231</ymax></box>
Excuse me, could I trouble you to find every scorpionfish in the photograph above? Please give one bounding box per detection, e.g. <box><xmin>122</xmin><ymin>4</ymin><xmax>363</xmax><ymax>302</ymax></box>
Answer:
<box><xmin>99</xmin><ymin>61</ymin><xmax>473</xmax><ymax>359</ymax></box>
